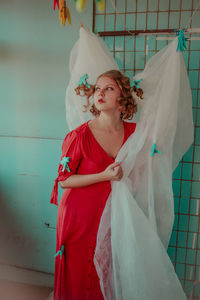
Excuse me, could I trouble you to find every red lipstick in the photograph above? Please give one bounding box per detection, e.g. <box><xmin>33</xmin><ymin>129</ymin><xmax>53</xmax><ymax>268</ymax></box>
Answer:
<box><xmin>98</xmin><ymin>98</ymin><xmax>105</xmax><ymax>103</ymax></box>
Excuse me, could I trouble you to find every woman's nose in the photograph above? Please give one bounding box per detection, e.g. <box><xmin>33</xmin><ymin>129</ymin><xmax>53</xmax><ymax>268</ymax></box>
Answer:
<box><xmin>99</xmin><ymin>88</ymin><xmax>105</xmax><ymax>95</ymax></box>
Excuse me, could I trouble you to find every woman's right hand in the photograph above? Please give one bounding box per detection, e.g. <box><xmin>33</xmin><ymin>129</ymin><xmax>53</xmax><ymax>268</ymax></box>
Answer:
<box><xmin>60</xmin><ymin>162</ymin><xmax>124</xmax><ymax>189</ymax></box>
<box><xmin>101</xmin><ymin>162</ymin><xmax>123</xmax><ymax>181</ymax></box>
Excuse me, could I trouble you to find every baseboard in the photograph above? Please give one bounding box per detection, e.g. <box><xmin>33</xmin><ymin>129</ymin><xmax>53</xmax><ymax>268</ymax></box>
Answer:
<box><xmin>0</xmin><ymin>264</ymin><xmax>54</xmax><ymax>288</ymax></box>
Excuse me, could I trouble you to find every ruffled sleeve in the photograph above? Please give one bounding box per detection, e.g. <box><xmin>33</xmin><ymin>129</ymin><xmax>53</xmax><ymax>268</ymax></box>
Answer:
<box><xmin>50</xmin><ymin>130</ymin><xmax>82</xmax><ymax>206</ymax></box>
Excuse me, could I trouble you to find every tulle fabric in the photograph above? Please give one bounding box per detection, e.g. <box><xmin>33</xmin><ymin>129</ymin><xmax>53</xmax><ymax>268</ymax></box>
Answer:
<box><xmin>65</xmin><ymin>28</ymin><xmax>119</xmax><ymax>131</ymax></box>
<box><xmin>47</xmin><ymin>27</ymin><xmax>193</xmax><ymax>300</ymax></box>
<box><xmin>94</xmin><ymin>37</ymin><xmax>193</xmax><ymax>300</ymax></box>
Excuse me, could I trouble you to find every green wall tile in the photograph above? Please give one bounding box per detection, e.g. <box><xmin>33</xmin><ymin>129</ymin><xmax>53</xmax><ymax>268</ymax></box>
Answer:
<box><xmin>126</xmin><ymin>0</ymin><xmax>136</xmax><ymax>13</ymax></box>
<box><xmin>115</xmin><ymin>14</ymin><xmax>125</xmax><ymax>30</ymax></box>
<box><xmin>171</xmin><ymin>0</ymin><xmax>181</xmax><ymax>10</ymax></box>
<box><xmin>126</xmin><ymin>13</ymin><xmax>136</xmax><ymax>30</ymax></box>
<box><xmin>178</xmin><ymin>231</ymin><xmax>188</xmax><ymax>247</ymax></box>
<box><xmin>159</xmin><ymin>0</ymin><xmax>169</xmax><ymax>11</ymax></box>
<box><xmin>105</xmin><ymin>14</ymin><xmax>115</xmax><ymax>31</ymax></box>
<box><xmin>136</xmin><ymin>13</ymin><xmax>146</xmax><ymax>30</ymax></box>
<box><xmin>175</xmin><ymin>262</ymin><xmax>185</xmax><ymax>278</ymax></box>
<box><xmin>148</xmin><ymin>0</ymin><xmax>158</xmax><ymax>11</ymax></box>
<box><xmin>179</xmin><ymin>214</ymin><xmax>189</xmax><ymax>231</ymax></box>
<box><xmin>181</xmin><ymin>180</ymin><xmax>192</xmax><ymax>198</ymax></box>
<box><xmin>158</xmin><ymin>12</ymin><xmax>169</xmax><ymax>28</ymax></box>
<box><xmin>189</xmin><ymin>216</ymin><xmax>199</xmax><ymax>232</ymax></box>
<box><xmin>179</xmin><ymin>198</ymin><xmax>190</xmax><ymax>214</ymax></box>
<box><xmin>192</xmin><ymin>181</ymin><xmax>200</xmax><ymax>198</ymax></box>
<box><xmin>177</xmin><ymin>247</ymin><xmax>186</xmax><ymax>263</ymax></box>
<box><xmin>147</xmin><ymin>12</ymin><xmax>158</xmax><ymax>29</ymax></box>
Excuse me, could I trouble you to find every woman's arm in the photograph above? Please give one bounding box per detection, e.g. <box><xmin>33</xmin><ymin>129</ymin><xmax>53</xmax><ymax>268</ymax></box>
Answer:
<box><xmin>59</xmin><ymin>161</ymin><xmax>123</xmax><ymax>189</ymax></box>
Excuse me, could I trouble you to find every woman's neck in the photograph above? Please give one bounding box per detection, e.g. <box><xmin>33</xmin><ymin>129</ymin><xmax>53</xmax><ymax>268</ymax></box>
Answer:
<box><xmin>96</xmin><ymin>114</ymin><xmax>123</xmax><ymax>132</ymax></box>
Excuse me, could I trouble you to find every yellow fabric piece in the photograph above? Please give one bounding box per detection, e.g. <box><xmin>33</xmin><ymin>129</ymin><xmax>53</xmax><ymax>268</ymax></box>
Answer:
<box><xmin>76</xmin><ymin>0</ymin><xmax>86</xmax><ymax>12</ymax></box>
<box><xmin>59</xmin><ymin>0</ymin><xmax>72</xmax><ymax>26</ymax></box>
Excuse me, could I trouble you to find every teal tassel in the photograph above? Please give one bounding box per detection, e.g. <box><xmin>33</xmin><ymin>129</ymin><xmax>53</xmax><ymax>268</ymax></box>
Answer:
<box><xmin>151</xmin><ymin>143</ymin><xmax>162</xmax><ymax>157</ymax></box>
<box><xmin>60</xmin><ymin>157</ymin><xmax>70</xmax><ymax>172</ymax></box>
<box><xmin>133</xmin><ymin>78</ymin><xmax>143</xmax><ymax>89</ymax></box>
<box><xmin>175</xmin><ymin>29</ymin><xmax>188</xmax><ymax>52</ymax></box>
<box><xmin>54</xmin><ymin>245</ymin><xmax>65</xmax><ymax>259</ymax></box>
<box><xmin>78</xmin><ymin>74</ymin><xmax>90</xmax><ymax>89</ymax></box>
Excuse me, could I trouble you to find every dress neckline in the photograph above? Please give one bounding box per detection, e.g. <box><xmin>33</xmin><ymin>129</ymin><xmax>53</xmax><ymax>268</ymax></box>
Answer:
<box><xmin>86</xmin><ymin>120</ymin><xmax>126</xmax><ymax>161</ymax></box>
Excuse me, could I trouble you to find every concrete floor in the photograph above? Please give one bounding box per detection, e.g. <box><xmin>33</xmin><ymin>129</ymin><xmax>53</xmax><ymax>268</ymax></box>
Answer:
<box><xmin>0</xmin><ymin>280</ymin><xmax>53</xmax><ymax>300</ymax></box>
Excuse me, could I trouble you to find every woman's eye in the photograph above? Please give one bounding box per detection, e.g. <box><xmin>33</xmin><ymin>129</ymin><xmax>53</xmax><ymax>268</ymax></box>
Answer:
<box><xmin>94</xmin><ymin>86</ymin><xmax>113</xmax><ymax>92</ymax></box>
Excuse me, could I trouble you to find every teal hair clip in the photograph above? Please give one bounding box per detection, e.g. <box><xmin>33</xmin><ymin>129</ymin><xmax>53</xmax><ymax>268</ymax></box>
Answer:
<box><xmin>150</xmin><ymin>143</ymin><xmax>162</xmax><ymax>157</ymax></box>
<box><xmin>60</xmin><ymin>156</ymin><xmax>70</xmax><ymax>172</ymax></box>
<box><xmin>133</xmin><ymin>78</ymin><xmax>143</xmax><ymax>89</ymax></box>
<box><xmin>54</xmin><ymin>245</ymin><xmax>65</xmax><ymax>259</ymax></box>
<box><xmin>175</xmin><ymin>29</ymin><xmax>188</xmax><ymax>52</ymax></box>
<box><xmin>78</xmin><ymin>74</ymin><xmax>91</xmax><ymax>89</ymax></box>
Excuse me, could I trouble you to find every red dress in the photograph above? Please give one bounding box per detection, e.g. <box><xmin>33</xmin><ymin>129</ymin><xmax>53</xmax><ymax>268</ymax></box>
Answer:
<box><xmin>50</xmin><ymin>120</ymin><xmax>136</xmax><ymax>300</ymax></box>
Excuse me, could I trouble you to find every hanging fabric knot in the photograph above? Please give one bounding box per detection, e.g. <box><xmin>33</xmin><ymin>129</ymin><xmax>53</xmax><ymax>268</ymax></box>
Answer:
<box><xmin>175</xmin><ymin>29</ymin><xmax>188</xmax><ymax>52</ymax></box>
<box><xmin>150</xmin><ymin>143</ymin><xmax>162</xmax><ymax>157</ymax></box>
<box><xmin>60</xmin><ymin>156</ymin><xmax>70</xmax><ymax>172</ymax></box>
<box><xmin>78</xmin><ymin>74</ymin><xmax>91</xmax><ymax>88</ymax></box>
<box><xmin>54</xmin><ymin>245</ymin><xmax>65</xmax><ymax>259</ymax></box>
<box><xmin>133</xmin><ymin>78</ymin><xmax>143</xmax><ymax>89</ymax></box>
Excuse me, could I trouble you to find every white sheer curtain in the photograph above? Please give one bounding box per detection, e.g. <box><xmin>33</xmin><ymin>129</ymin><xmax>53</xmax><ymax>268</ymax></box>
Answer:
<box><xmin>64</xmin><ymin>27</ymin><xmax>193</xmax><ymax>300</ymax></box>
<box><xmin>65</xmin><ymin>27</ymin><xmax>119</xmax><ymax>131</ymax></box>
<box><xmin>94</xmin><ymin>37</ymin><xmax>193</xmax><ymax>300</ymax></box>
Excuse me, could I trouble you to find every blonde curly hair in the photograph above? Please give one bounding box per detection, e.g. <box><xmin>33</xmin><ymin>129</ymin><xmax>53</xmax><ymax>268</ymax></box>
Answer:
<box><xmin>74</xmin><ymin>70</ymin><xmax>143</xmax><ymax>120</ymax></box>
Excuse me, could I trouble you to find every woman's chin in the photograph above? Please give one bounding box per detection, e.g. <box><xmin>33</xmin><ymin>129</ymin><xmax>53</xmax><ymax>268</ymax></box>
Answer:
<box><xmin>95</xmin><ymin>102</ymin><xmax>106</xmax><ymax>108</ymax></box>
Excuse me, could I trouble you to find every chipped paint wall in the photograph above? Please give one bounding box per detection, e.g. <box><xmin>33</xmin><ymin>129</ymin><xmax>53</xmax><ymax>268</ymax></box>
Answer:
<box><xmin>0</xmin><ymin>0</ymin><xmax>93</xmax><ymax>283</ymax></box>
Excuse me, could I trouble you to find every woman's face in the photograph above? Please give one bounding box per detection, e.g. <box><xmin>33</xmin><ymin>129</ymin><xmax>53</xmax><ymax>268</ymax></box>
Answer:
<box><xmin>93</xmin><ymin>76</ymin><xmax>122</xmax><ymax>113</ymax></box>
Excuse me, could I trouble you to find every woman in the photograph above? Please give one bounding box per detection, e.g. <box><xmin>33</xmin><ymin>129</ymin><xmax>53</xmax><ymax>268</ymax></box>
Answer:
<box><xmin>50</xmin><ymin>70</ymin><xmax>141</xmax><ymax>300</ymax></box>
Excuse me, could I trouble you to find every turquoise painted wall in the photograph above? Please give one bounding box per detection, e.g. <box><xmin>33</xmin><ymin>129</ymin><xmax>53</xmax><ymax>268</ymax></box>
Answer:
<box><xmin>0</xmin><ymin>0</ymin><xmax>93</xmax><ymax>275</ymax></box>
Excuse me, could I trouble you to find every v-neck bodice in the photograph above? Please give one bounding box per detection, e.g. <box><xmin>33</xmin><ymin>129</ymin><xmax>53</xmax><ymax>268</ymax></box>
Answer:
<box><xmin>86</xmin><ymin>120</ymin><xmax>127</xmax><ymax>161</ymax></box>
